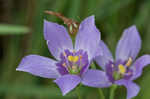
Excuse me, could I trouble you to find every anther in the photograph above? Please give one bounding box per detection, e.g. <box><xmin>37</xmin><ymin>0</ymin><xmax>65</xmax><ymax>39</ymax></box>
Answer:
<box><xmin>62</xmin><ymin>63</ymin><xmax>66</xmax><ymax>67</ymax></box>
<box><xmin>79</xmin><ymin>55</ymin><xmax>82</xmax><ymax>59</ymax></box>
<box><xmin>125</xmin><ymin>57</ymin><xmax>132</xmax><ymax>67</ymax></box>
<box><xmin>63</xmin><ymin>52</ymin><xmax>66</xmax><ymax>56</ymax></box>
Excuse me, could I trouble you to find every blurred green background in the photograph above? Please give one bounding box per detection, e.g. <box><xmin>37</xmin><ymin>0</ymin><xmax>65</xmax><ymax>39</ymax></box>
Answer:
<box><xmin>0</xmin><ymin>0</ymin><xmax>150</xmax><ymax>99</ymax></box>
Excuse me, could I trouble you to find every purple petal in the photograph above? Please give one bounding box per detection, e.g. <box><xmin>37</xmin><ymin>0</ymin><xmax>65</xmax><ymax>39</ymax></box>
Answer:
<box><xmin>115</xmin><ymin>80</ymin><xmax>140</xmax><ymax>99</ymax></box>
<box><xmin>16</xmin><ymin>55</ymin><xmax>60</xmax><ymax>78</ymax></box>
<box><xmin>131</xmin><ymin>55</ymin><xmax>150</xmax><ymax>80</ymax></box>
<box><xmin>54</xmin><ymin>74</ymin><xmax>81</xmax><ymax>95</ymax></box>
<box><xmin>105</xmin><ymin>62</ymin><xmax>115</xmax><ymax>83</ymax></box>
<box><xmin>75</xmin><ymin>16</ymin><xmax>101</xmax><ymax>60</ymax></box>
<box><xmin>82</xmin><ymin>69</ymin><xmax>112</xmax><ymax>88</ymax></box>
<box><xmin>44</xmin><ymin>20</ymin><xmax>73</xmax><ymax>60</ymax></box>
<box><xmin>94</xmin><ymin>41</ymin><xmax>103</xmax><ymax>58</ymax></box>
<box><xmin>116</xmin><ymin>25</ymin><xmax>141</xmax><ymax>61</ymax></box>
<box><xmin>95</xmin><ymin>41</ymin><xmax>114</xmax><ymax>70</ymax></box>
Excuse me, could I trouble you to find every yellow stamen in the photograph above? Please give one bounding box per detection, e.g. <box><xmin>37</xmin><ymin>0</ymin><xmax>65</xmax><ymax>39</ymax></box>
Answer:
<box><xmin>68</xmin><ymin>56</ymin><xmax>73</xmax><ymax>62</ymax></box>
<box><xmin>62</xmin><ymin>63</ymin><xmax>66</xmax><ymax>67</ymax></box>
<box><xmin>68</xmin><ymin>55</ymin><xmax>79</xmax><ymax>63</ymax></box>
<box><xmin>118</xmin><ymin>64</ymin><xmax>126</xmax><ymax>74</ymax></box>
<box><xmin>125</xmin><ymin>57</ymin><xmax>132</xmax><ymax>67</ymax></box>
<box><xmin>79</xmin><ymin>55</ymin><xmax>82</xmax><ymax>60</ymax></box>
<box><xmin>63</xmin><ymin>52</ymin><xmax>66</xmax><ymax>56</ymax></box>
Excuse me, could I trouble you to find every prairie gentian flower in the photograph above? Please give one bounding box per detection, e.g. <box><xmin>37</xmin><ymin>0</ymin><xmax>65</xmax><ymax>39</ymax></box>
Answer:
<box><xmin>82</xmin><ymin>26</ymin><xmax>150</xmax><ymax>99</ymax></box>
<box><xmin>16</xmin><ymin>16</ymin><xmax>101</xmax><ymax>95</ymax></box>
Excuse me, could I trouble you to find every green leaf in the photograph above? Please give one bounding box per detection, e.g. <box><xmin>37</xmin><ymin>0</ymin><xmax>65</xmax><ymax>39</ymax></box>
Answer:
<box><xmin>0</xmin><ymin>24</ymin><xmax>29</xmax><ymax>35</ymax></box>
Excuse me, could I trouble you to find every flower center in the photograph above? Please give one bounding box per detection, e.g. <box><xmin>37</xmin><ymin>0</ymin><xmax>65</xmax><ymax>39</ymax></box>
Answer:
<box><xmin>115</xmin><ymin>57</ymin><xmax>133</xmax><ymax>80</ymax></box>
<box><xmin>106</xmin><ymin>57</ymin><xmax>133</xmax><ymax>82</ymax></box>
<box><xmin>56</xmin><ymin>49</ymin><xmax>89</xmax><ymax>75</ymax></box>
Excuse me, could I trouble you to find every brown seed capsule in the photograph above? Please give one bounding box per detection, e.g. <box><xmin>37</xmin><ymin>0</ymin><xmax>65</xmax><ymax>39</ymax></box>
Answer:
<box><xmin>44</xmin><ymin>10</ymin><xmax>79</xmax><ymax>35</ymax></box>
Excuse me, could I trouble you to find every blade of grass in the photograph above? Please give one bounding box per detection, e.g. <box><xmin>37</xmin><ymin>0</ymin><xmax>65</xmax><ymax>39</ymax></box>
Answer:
<box><xmin>0</xmin><ymin>24</ymin><xmax>29</xmax><ymax>35</ymax></box>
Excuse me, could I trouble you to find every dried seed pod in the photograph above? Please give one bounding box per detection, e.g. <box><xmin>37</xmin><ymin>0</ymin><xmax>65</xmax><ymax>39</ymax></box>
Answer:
<box><xmin>44</xmin><ymin>10</ymin><xmax>79</xmax><ymax>35</ymax></box>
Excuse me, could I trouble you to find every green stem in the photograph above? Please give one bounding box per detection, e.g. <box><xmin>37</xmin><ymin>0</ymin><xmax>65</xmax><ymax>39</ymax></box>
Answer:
<box><xmin>98</xmin><ymin>88</ymin><xmax>105</xmax><ymax>99</ymax></box>
<box><xmin>76</xmin><ymin>84</ymin><xmax>82</xmax><ymax>99</ymax></box>
<box><xmin>109</xmin><ymin>84</ymin><xmax>117</xmax><ymax>99</ymax></box>
<box><xmin>91</xmin><ymin>63</ymin><xmax>105</xmax><ymax>99</ymax></box>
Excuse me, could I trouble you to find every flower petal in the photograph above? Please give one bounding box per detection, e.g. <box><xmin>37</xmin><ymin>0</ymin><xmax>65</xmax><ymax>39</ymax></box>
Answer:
<box><xmin>95</xmin><ymin>41</ymin><xmax>114</xmax><ymax>70</ymax></box>
<box><xmin>75</xmin><ymin>16</ymin><xmax>101</xmax><ymax>60</ymax></box>
<box><xmin>16</xmin><ymin>55</ymin><xmax>60</xmax><ymax>78</ymax></box>
<box><xmin>54</xmin><ymin>74</ymin><xmax>81</xmax><ymax>95</ymax></box>
<box><xmin>131</xmin><ymin>55</ymin><xmax>150</xmax><ymax>80</ymax></box>
<box><xmin>115</xmin><ymin>80</ymin><xmax>140</xmax><ymax>99</ymax></box>
<box><xmin>116</xmin><ymin>25</ymin><xmax>141</xmax><ymax>61</ymax></box>
<box><xmin>44</xmin><ymin>20</ymin><xmax>73</xmax><ymax>60</ymax></box>
<box><xmin>82</xmin><ymin>69</ymin><xmax>112</xmax><ymax>88</ymax></box>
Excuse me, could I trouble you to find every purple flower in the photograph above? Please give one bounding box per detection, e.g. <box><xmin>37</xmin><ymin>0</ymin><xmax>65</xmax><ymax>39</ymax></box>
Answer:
<box><xmin>16</xmin><ymin>16</ymin><xmax>101</xmax><ymax>95</ymax></box>
<box><xmin>82</xmin><ymin>25</ymin><xmax>150</xmax><ymax>99</ymax></box>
